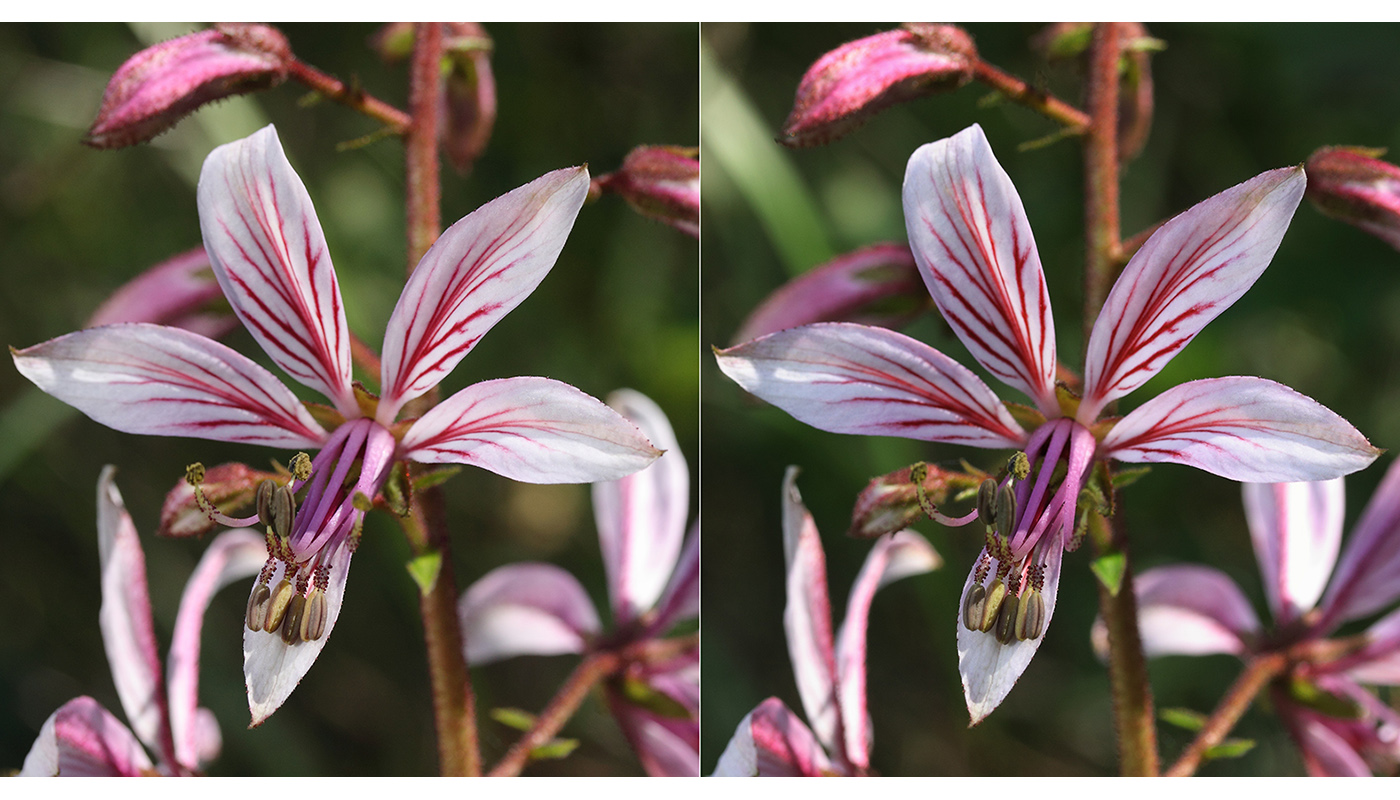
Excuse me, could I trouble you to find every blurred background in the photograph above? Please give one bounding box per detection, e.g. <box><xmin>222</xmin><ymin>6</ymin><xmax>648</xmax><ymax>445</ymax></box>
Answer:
<box><xmin>702</xmin><ymin>23</ymin><xmax>1400</xmax><ymax>775</ymax></box>
<box><xmin>0</xmin><ymin>23</ymin><xmax>697</xmax><ymax>775</ymax></box>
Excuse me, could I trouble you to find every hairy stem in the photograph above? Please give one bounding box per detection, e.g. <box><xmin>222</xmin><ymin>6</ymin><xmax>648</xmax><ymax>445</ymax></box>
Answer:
<box><xmin>406</xmin><ymin>22</ymin><xmax>444</xmax><ymax>275</ymax></box>
<box><xmin>1165</xmin><ymin>653</ymin><xmax>1286</xmax><ymax>776</ymax></box>
<box><xmin>286</xmin><ymin>60</ymin><xmax>412</xmax><ymax>133</ymax></box>
<box><xmin>971</xmin><ymin>60</ymin><xmax>1090</xmax><ymax>132</ymax></box>
<box><xmin>1083</xmin><ymin>22</ymin><xmax>1123</xmax><ymax>339</ymax></box>
<box><xmin>488</xmin><ymin>650</ymin><xmax>622</xmax><ymax>777</ymax></box>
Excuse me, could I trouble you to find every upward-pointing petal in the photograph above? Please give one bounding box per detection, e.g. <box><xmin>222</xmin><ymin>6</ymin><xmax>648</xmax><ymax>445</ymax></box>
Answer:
<box><xmin>780</xmin><ymin>467</ymin><xmax>841</xmax><ymax>759</ymax></box>
<box><xmin>1243</xmin><ymin>479</ymin><xmax>1345</xmax><ymax>626</ymax></box>
<box><xmin>903</xmin><ymin>124</ymin><xmax>1058</xmax><ymax>414</ymax></box>
<box><xmin>378</xmin><ymin>167</ymin><xmax>591</xmax><ymax>420</ymax></box>
<box><xmin>13</xmin><ymin>324</ymin><xmax>327</xmax><ymax>449</ymax></box>
<box><xmin>197</xmin><ymin>125</ymin><xmax>355</xmax><ymax>415</ymax></box>
<box><xmin>1080</xmin><ymin>167</ymin><xmax>1306</xmax><ymax>420</ymax></box>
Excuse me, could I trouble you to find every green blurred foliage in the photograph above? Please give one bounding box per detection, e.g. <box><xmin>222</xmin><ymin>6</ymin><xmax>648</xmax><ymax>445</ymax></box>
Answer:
<box><xmin>702</xmin><ymin>22</ymin><xmax>1400</xmax><ymax>776</ymax></box>
<box><xmin>0</xmin><ymin>22</ymin><xmax>696</xmax><ymax>776</ymax></box>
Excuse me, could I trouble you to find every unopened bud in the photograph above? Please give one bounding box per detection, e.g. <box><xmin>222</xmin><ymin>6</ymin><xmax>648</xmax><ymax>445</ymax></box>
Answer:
<box><xmin>162</xmin><ymin>462</ymin><xmax>281</xmax><ymax>538</ymax></box>
<box><xmin>442</xmin><ymin>23</ymin><xmax>496</xmax><ymax>175</ymax></box>
<box><xmin>733</xmin><ymin>243</ymin><xmax>924</xmax><ymax>343</ymax></box>
<box><xmin>87</xmin><ymin>248</ymin><xmax>235</xmax><ymax>338</ymax></box>
<box><xmin>593</xmin><ymin>146</ymin><xmax>699</xmax><ymax>238</ymax></box>
<box><xmin>780</xmin><ymin>24</ymin><xmax>976</xmax><ymax>148</ymax></box>
<box><xmin>1306</xmin><ymin>146</ymin><xmax>1400</xmax><ymax>252</ymax></box>
<box><xmin>848</xmin><ymin>462</ymin><xmax>962</xmax><ymax>539</ymax></box>
<box><xmin>87</xmin><ymin>25</ymin><xmax>291</xmax><ymax>149</ymax></box>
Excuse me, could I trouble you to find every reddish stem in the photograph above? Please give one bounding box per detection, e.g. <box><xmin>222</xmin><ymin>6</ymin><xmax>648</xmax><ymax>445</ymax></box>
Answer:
<box><xmin>1083</xmin><ymin>23</ymin><xmax>1123</xmax><ymax>338</ymax></box>
<box><xmin>286</xmin><ymin>60</ymin><xmax>412</xmax><ymax>133</ymax></box>
<box><xmin>1164</xmin><ymin>652</ymin><xmax>1287</xmax><ymax>776</ymax></box>
<box><xmin>405</xmin><ymin>22</ymin><xmax>443</xmax><ymax>275</ymax></box>
<box><xmin>971</xmin><ymin>59</ymin><xmax>1091</xmax><ymax>131</ymax></box>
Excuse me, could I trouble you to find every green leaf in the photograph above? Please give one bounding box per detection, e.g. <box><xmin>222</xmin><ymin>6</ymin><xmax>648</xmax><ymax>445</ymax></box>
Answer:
<box><xmin>1203</xmin><ymin>738</ymin><xmax>1255</xmax><ymax>761</ymax></box>
<box><xmin>529</xmin><ymin>738</ymin><xmax>580</xmax><ymax>761</ymax></box>
<box><xmin>1160</xmin><ymin>707</ymin><xmax>1207</xmax><ymax>731</ymax></box>
<box><xmin>1111</xmin><ymin>465</ymin><xmax>1152</xmax><ymax>489</ymax></box>
<box><xmin>411</xmin><ymin>465</ymin><xmax>463</xmax><ymax>492</ymax></box>
<box><xmin>490</xmin><ymin>707</ymin><xmax>536</xmax><ymax>732</ymax></box>
<box><xmin>1091</xmin><ymin>551</ymin><xmax>1127</xmax><ymax>596</ymax></box>
<box><xmin>1287</xmin><ymin>676</ymin><xmax>1362</xmax><ymax>719</ymax></box>
<box><xmin>407</xmin><ymin>551</ymin><xmax>443</xmax><ymax>595</ymax></box>
<box><xmin>619</xmin><ymin>676</ymin><xmax>693</xmax><ymax>720</ymax></box>
<box><xmin>384</xmin><ymin>466</ymin><xmax>410</xmax><ymax>516</ymax></box>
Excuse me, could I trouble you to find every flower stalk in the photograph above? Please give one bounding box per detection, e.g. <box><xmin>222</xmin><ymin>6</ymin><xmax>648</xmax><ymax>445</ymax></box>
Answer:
<box><xmin>285</xmin><ymin>59</ymin><xmax>412</xmax><ymax>133</ymax></box>
<box><xmin>1164</xmin><ymin>652</ymin><xmax>1287</xmax><ymax>777</ymax></box>
<box><xmin>970</xmin><ymin>59</ymin><xmax>1089</xmax><ymax>132</ymax></box>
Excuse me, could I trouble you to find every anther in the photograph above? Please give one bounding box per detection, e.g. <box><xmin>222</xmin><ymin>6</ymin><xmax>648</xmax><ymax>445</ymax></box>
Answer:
<box><xmin>263</xmin><ymin>578</ymin><xmax>295</xmax><ymax>634</ymax></box>
<box><xmin>280</xmin><ymin>592</ymin><xmax>306</xmax><ymax>644</ymax></box>
<box><xmin>300</xmin><ymin>589</ymin><xmax>327</xmax><ymax>641</ymax></box>
<box><xmin>909</xmin><ymin>462</ymin><xmax>938</xmax><ymax>520</ymax></box>
<box><xmin>290</xmin><ymin>451</ymin><xmax>312</xmax><ymax>481</ymax></box>
<box><xmin>994</xmin><ymin>482</ymin><xmax>1017</xmax><ymax>537</ymax></box>
<box><xmin>245</xmin><ymin>583</ymin><xmax>271</xmax><ymax>631</ymax></box>
<box><xmin>1015</xmin><ymin>589</ymin><xmax>1045</xmax><ymax>641</ymax></box>
<box><xmin>961</xmin><ymin>583</ymin><xmax>987</xmax><ymax>631</ymax></box>
<box><xmin>994</xmin><ymin>591</ymin><xmax>1020</xmax><ymax>644</ymax></box>
<box><xmin>976</xmin><ymin>479</ymin><xmax>998</xmax><ymax>528</ymax></box>
<box><xmin>1009</xmin><ymin>452</ymin><xmax>1030</xmax><ymax>481</ymax></box>
<box><xmin>979</xmin><ymin>578</ymin><xmax>1007</xmax><ymax>632</ymax></box>
<box><xmin>185</xmin><ymin>462</ymin><xmax>206</xmax><ymax>486</ymax></box>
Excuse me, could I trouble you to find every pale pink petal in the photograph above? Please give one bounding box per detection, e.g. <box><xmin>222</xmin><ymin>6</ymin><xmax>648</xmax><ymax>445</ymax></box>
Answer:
<box><xmin>1101</xmin><ymin>377</ymin><xmax>1379</xmax><ymax>483</ymax></box>
<box><xmin>716</xmin><ymin>323</ymin><xmax>1027</xmax><ymax>449</ymax></box>
<box><xmin>1079</xmin><ymin>168</ymin><xmax>1306</xmax><ymax>419</ymax></box>
<box><xmin>244</xmin><ymin>545</ymin><xmax>351</xmax><ymax>727</ymax></box>
<box><xmin>197</xmin><ymin>125</ymin><xmax>355</xmax><ymax>414</ymax></box>
<box><xmin>733</xmin><ymin>243</ymin><xmax>925</xmax><ymax>344</ymax></box>
<box><xmin>902</xmin><ymin>124</ymin><xmax>1058</xmax><ymax>414</ymax></box>
<box><xmin>780</xmin><ymin>467</ymin><xmax>840</xmax><ymax>756</ymax></box>
<box><xmin>401</xmin><ymin>377</ymin><xmax>661</xmax><ymax>484</ymax></box>
<box><xmin>649</xmin><ymin>523</ymin><xmax>699</xmax><ymax>634</ymax></box>
<box><xmin>1282</xmin><ymin>706</ymin><xmax>1372</xmax><ymax>777</ymax></box>
<box><xmin>593</xmin><ymin>389</ymin><xmax>689</xmax><ymax>624</ymax></box>
<box><xmin>94</xmin><ymin>466</ymin><xmax>168</xmax><ymax>762</ymax></box>
<box><xmin>458</xmin><ymin>562</ymin><xmax>600</xmax><ymax>664</ymax></box>
<box><xmin>12</xmin><ymin>323</ymin><xmax>327</xmax><ymax>449</ymax></box>
<box><xmin>1129</xmin><ymin>565</ymin><xmax>1259</xmax><ymax>657</ymax></box>
<box><xmin>166</xmin><ymin>529</ymin><xmax>265</xmax><ymax>770</ymax></box>
<box><xmin>712</xmin><ymin>697</ymin><xmax>835</xmax><ymax>777</ymax></box>
<box><xmin>958</xmin><ymin>544</ymin><xmax>1062</xmax><ymax>726</ymax></box>
<box><xmin>1321</xmin><ymin>457</ymin><xmax>1400</xmax><ymax>626</ymax></box>
<box><xmin>1243</xmin><ymin>479</ymin><xmax>1345</xmax><ymax>625</ymax></box>
<box><xmin>608</xmin><ymin>653</ymin><xmax>699</xmax><ymax>777</ymax></box>
<box><xmin>20</xmin><ymin>697</ymin><xmax>153</xmax><ymax>777</ymax></box>
<box><xmin>833</xmin><ymin>531</ymin><xmax>939</xmax><ymax>768</ymax></box>
<box><xmin>378</xmin><ymin>167</ymin><xmax>591</xmax><ymax>419</ymax></box>
<box><xmin>1342</xmin><ymin>607</ymin><xmax>1400</xmax><ymax>685</ymax></box>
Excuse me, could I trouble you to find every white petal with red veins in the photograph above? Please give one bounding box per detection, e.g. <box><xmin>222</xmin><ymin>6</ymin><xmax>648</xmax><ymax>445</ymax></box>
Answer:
<box><xmin>197</xmin><ymin>125</ymin><xmax>355</xmax><ymax>414</ymax></box>
<box><xmin>13</xmin><ymin>323</ymin><xmax>327</xmax><ymax>449</ymax></box>
<box><xmin>903</xmin><ymin>124</ymin><xmax>1058</xmax><ymax>414</ymax></box>
<box><xmin>593</xmin><ymin>389</ymin><xmax>689</xmax><ymax>625</ymax></box>
<box><xmin>1243</xmin><ymin>479</ymin><xmax>1344</xmax><ymax>626</ymax></box>
<box><xmin>401</xmin><ymin>377</ymin><xmax>661</xmax><ymax>484</ymax></box>
<box><xmin>457</xmin><ymin>562</ymin><xmax>601</xmax><ymax>664</ymax></box>
<box><xmin>1102</xmin><ymin>377</ymin><xmax>1379</xmax><ymax>482</ymax></box>
<box><xmin>1079</xmin><ymin>168</ymin><xmax>1306</xmax><ymax>419</ymax></box>
<box><xmin>378</xmin><ymin>167</ymin><xmax>591</xmax><ymax>419</ymax></box>
<box><xmin>717</xmin><ymin>323</ymin><xmax>1027</xmax><ymax>449</ymax></box>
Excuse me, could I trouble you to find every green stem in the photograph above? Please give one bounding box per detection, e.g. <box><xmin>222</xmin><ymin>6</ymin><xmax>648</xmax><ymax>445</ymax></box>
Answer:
<box><xmin>1164</xmin><ymin>653</ymin><xmax>1286</xmax><ymax>776</ymax></box>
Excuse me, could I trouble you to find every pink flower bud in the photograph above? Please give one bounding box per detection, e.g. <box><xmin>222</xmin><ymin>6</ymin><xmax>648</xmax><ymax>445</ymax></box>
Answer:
<box><xmin>1306</xmin><ymin>146</ymin><xmax>1400</xmax><ymax>251</ymax></box>
<box><xmin>733</xmin><ymin>243</ymin><xmax>925</xmax><ymax>343</ymax></box>
<box><xmin>86</xmin><ymin>24</ymin><xmax>291</xmax><ymax>149</ymax></box>
<box><xmin>593</xmin><ymin>146</ymin><xmax>699</xmax><ymax>238</ymax></box>
<box><xmin>442</xmin><ymin>23</ymin><xmax>497</xmax><ymax>175</ymax></box>
<box><xmin>159</xmin><ymin>462</ymin><xmax>281</xmax><ymax>538</ymax></box>
<box><xmin>87</xmin><ymin>247</ymin><xmax>236</xmax><ymax>339</ymax></box>
<box><xmin>781</xmin><ymin>24</ymin><xmax>976</xmax><ymax>148</ymax></box>
<box><xmin>849</xmin><ymin>462</ymin><xmax>972</xmax><ymax>540</ymax></box>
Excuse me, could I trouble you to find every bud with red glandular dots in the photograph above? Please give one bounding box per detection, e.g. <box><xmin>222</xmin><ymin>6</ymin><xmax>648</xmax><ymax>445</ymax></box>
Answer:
<box><xmin>1306</xmin><ymin>146</ymin><xmax>1400</xmax><ymax>252</ymax></box>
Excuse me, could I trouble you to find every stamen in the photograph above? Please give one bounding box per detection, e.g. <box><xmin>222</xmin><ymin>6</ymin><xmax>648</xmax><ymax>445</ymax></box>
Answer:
<box><xmin>184</xmin><ymin>461</ymin><xmax>259</xmax><ymax>529</ymax></box>
<box><xmin>979</xmin><ymin>578</ymin><xmax>1008</xmax><ymax>632</ymax></box>
<box><xmin>1008</xmin><ymin>451</ymin><xmax>1030</xmax><ymax>481</ymax></box>
<box><xmin>245</xmin><ymin>583</ymin><xmax>271</xmax><ymax>631</ymax></box>
<box><xmin>255</xmin><ymin>480</ymin><xmax>297</xmax><ymax>539</ymax></box>
<box><xmin>300</xmin><ymin>589</ymin><xmax>327</xmax><ymax>641</ymax></box>
<box><xmin>280</xmin><ymin>592</ymin><xmax>307</xmax><ymax>644</ymax></box>
<box><xmin>976</xmin><ymin>478</ymin><xmax>998</xmax><ymax>528</ymax></box>
<box><xmin>994</xmin><ymin>482</ymin><xmax>1018</xmax><ymax>538</ymax></box>
<box><xmin>289</xmin><ymin>451</ymin><xmax>313</xmax><ymax>481</ymax></box>
<box><xmin>961</xmin><ymin>583</ymin><xmax>987</xmax><ymax>631</ymax></box>
<box><xmin>1015</xmin><ymin>589</ymin><xmax>1045</xmax><ymax>641</ymax></box>
<box><xmin>994</xmin><ymin>591</ymin><xmax>1020</xmax><ymax>644</ymax></box>
<box><xmin>263</xmin><ymin>578</ymin><xmax>295</xmax><ymax>633</ymax></box>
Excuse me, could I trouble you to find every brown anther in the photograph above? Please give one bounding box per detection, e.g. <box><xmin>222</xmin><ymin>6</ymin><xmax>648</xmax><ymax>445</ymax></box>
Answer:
<box><xmin>1016</xmin><ymin>589</ymin><xmax>1045</xmax><ymax>641</ymax></box>
<box><xmin>976</xmin><ymin>478</ymin><xmax>998</xmax><ymax>528</ymax></box>
<box><xmin>994</xmin><ymin>483</ymin><xmax>1017</xmax><ymax>538</ymax></box>
<box><xmin>961</xmin><ymin>582</ymin><xmax>987</xmax><ymax>631</ymax></box>
<box><xmin>185</xmin><ymin>462</ymin><xmax>206</xmax><ymax>486</ymax></box>
<box><xmin>300</xmin><ymin>589</ymin><xmax>327</xmax><ymax>641</ymax></box>
<box><xmin>280</xmin><ymin>592</ymin><xmax>306</xmax><ymax>644</ymax></box>
<box><xmin>255</xmin><ymin>480</ymin><xmax>275</xmax><ymax>528</ymax></box>
<box><xmin>245</xmin><ymin>583</ymin><xmax>271</xmax><ymax>631</ymax></box>
<box><xmin>263</xmin><ymin>578</ymin><xmax>295</xmax><ymax>633</ymax></box>
<box><xmin>979</xmin><ymin>578</ymin><xmax>1007</xmax><ymax>633</ymax></box>
<box><xmin>994</xmin><ymin>591</ymin><xmax>1020</xmax><ymax>644</ymax></box>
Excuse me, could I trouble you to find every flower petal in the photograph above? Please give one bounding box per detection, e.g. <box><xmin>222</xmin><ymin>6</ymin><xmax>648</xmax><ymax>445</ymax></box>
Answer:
<box><xmin>458</xmin><ymin>562</ymin><xmax>600</xmax><ymax>664</ymax></box>
<box><xmin>649</xmin><ymin>522</ymin><xmax>699</xmax><ymax>634</ymax></box>
<box><xmin>94</xmin><ymin>466</ymin><xmax>168</xmax><ymax>762</ymax></box>
<box><xmin>1101</xmin><ymin>377</ymin><xmax>1379</xmax><ymax>482</ymax></box>
<box><xmin>87</xmin><ymin>246</ymin><xmax>234</xmax><ymax>340</ymax></box>
<box><xmin>197</xmin><ymin>125</ymin><xmax>355</xmax><ymax>414</ymax></box>
<box><xmin>1080</xmin><ymin>167</ymin><xmax>1306</xmax><ymax>419</ymax></box>
<box><xmin>833</xmin><ymin>530</ymin><xmax>940</xmax><ymax>769</ymax></box>
<box><xmin>902</xmin><ymin>124</ymin><xmax>1058</xmax><ymax>414</ymax></box>
<box><xmin>780</xmin><ymin>467</ymin><xmax>840</xmax><ymax>756</ymax></box>
<box><xmin>608</xmin><ymin>652</ymin><xmax>699</xmax><ymax>777</ymax></box>
<box><xmin>732</xmin><ymin>243</ymin><xmax>925</xmax><ymax>344</ymax></box>
<box><xmin>166</xmin><ymin>529</ymin><xmax>265</xmax><ymax>770</ymax></box>
<box><xmin>593</xmin><ymin>389</ymin><xmax>689</xmax><ymax>625</ymax></box>
<box><xmin>20</xmin><ymin>696</ymin><xmax>153</xmax><ymax>777</ymax></box>
<box><xmin>716</xmin><ymin>323</ymin><xmax>1027</xmax><ymax>449</ymax></box>
<box><xmin>1282</xmin><ymin>705</ymin><xmax>1373</xmax><ymax>777</ymax></box>
<box><xmin>1243</xmin><ymin>479</ymin><xmax>1345</xmax><ymax>625</ymax></box>
<box><xmin>1342</xmin><ymin>607</ymin><xmax>1400</xmax><ymax>685</ymax></box>
<box><xmin>958</xmin><ymin>544</ymin><xmax>1062</xmax><ymax>726</ymax></box>
<box><xmin>12</xmin><ymin>323</ymin><xmax>327</xmax><ymax>449</ymax></box>
<box><xmin>401</xmin><ymin>377</ymin><xmax>661</xmax><ymax>484</ymax></box>
<box><xmin>711</xmin><ymin>697</ymin><xmax>834</xmax><ymax>777</ymax></box>
<box><xmin>1127</xmin><ymin>565</ymin><xmax>1259</xmax><ymax>658</ymax></box>
<box><xmin>243</xmin><ymin>546</ymin><xmax>350</xmax><ymax>727</ymax></box>
<box><xmin>1321</xmin><ymin>457</ymin><xmax>1400</xmax><ymax>626</ymax></box>
<box><xmin>378</xmin><ymin>167</ymin><xmax>591</xmax><ymax>419</ymax></box>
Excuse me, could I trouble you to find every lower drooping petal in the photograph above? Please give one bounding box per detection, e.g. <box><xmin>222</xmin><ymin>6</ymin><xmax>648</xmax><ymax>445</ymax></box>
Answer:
<box><xmin>779</xmin><ymin>467</ymin><xmax>840</xmax><ymax>757</ymax></box>
<box><xmin>1243</xmin><ymin>479</ymin><xmax>1344</xmax><ymax>626</ymax></box>
<box><xmin>20</xmin><ymin>696</ymin><xmax>154</xmax><ymax>777</ymax></box>
<box><xmin>458</xmin><ymin>562</ymin><xmax>601</xmax><ymax>664</ymax></box>
<box><xmin>1321</xmin><ymin>457</ymin><xmax>1400</xmax><ymax>627</ymax></box>
<box><xmin>1121</xmin><ymin>565</ymin><xmax>1260</xmax><ymax>658</ymax></box>
<box><xmin>717</xmin><ymin>323</ymin><xmax>1027</xmax><ymax>449</ymax></box>
<box><xmin>712</xmin><ymin>697</ymin><xmax>835</xmax><ymax>777</ymax></box>
<box><xmin>1101</xmin><ymin>377</ymin><xmax>1379</xmax><ymax>483</ymax></box>
<box><xmin>608</xmin><ymin>652</ymin><xmax>699</xmax><ymax>777</ymax></box>
<box><xmin>957</xmin><ymin>543</ymin><xmax>1063</xmax><ymax>726</ymax></box>
<box><xmin>400</xmin><ymin>376</ymin><xmax>661</xmax><ymax>484</ymax></box>
<box><xmin>12</xmin><ymin>323</ymin><xmax>327</xmax><ymax>449</ymax></box>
